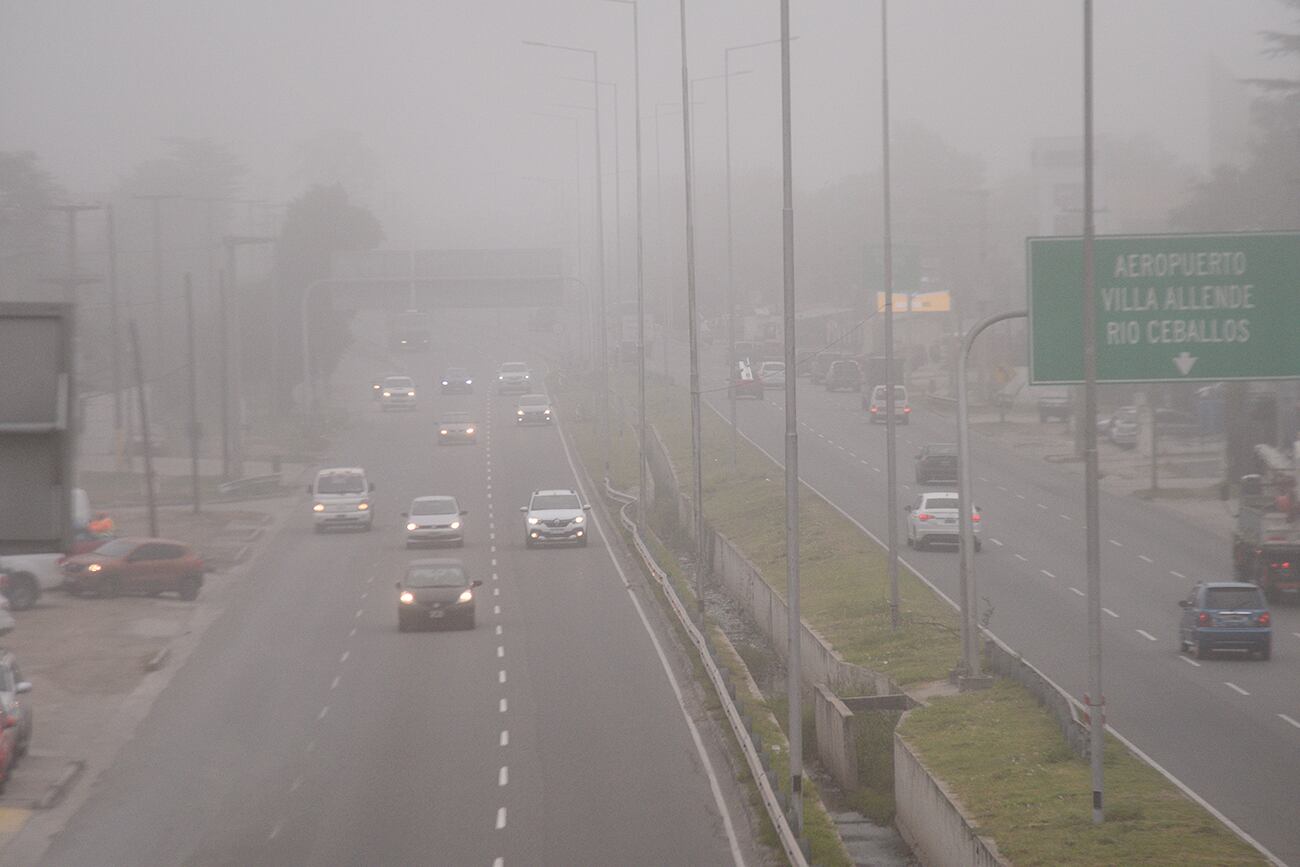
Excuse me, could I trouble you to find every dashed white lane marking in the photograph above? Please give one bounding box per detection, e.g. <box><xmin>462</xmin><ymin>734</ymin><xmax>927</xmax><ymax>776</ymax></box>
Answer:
<box><xmin>489</xmin><ymin>532</ymin><xmax>496</xmax><ymax>540</ymax></box>
<box><xmin>997</xmin><ymin>485</ymin><xmax>1008</xmax><ymax>492</ymax></box>
<box><xmin>330</xmin><ymin>676</ymin><xmax>340</xmax><ymax>690</ymax></box>
<box><xmin>873</xmin><ymin>467</ymin><xmax>881</xmax><ymax>473</ymax></box>
<box><xmin>366</xmin><ymin>575</ymin><xmax>374</xmax><ymax>583</ymax></box>
<box><xmin>498</xmin><ymin>670</ymin><xmax>507</xmax><ymax>684</ymax></box>
<box><xmin>1136</xmin><ymin>629</ymin><xmax>1158</xmax><ymax>642</ymax></box>
<box><xmin>902</xmin><ymin>484</ymin><xmax>911</xmax><ymax>491</ymax></box>
<box><xmin>487</xmin><ymin>492</ymin><xmax>492</xmax><ymax>499</ymax></box>
<box><xmin>978</xmin><ymin>476</ymin><xmax>989</xmax><ymax>482</ymax></box>
<box><xmin>348</xmin><ymin>627</ymin><xmax>356</xmax><ymax>638</ymax></box>
<box><xmin>1109</xmin><ymin>539</ymin><xmax>1123</xmax><ymax>547</ymax></box>
<box><xmin>1280</xmin><ymin>714</ymin><xmax>1300</xmax><ymax>730</ymax></box>
<box><xmin>494</xmin><ymin>605</ymin><xmax>500</xmax><ymax>615</ymax></box>
<box><xmin>860</xmin><ymin>459</ymin><xmax>869</xmax><ymax>465</ymax></box>
<box><xmin>837</xmin><ymin>444</ymin><xmax>846</xmax><ymax>451</ymax></box>
<box><xmin>1103</xmin><ymin>607</ymin><xmax>1119</xmax><ymax>618</ymax></box>
<box><xmin>489</xmin><ymin>522</ymin><xmax>495</xmax><ymax>530</ymax></box>
<box><xmin>1036</xmin><ymin>503</ymin><xmax>1048</xmax><ymax>510</ymax></box>
<box><xmin>268</xmin><ymin>821</ymin><xmax>283</xmax><ymax>841</ymax></box>
<box><xmin>495</xmin><ymin>625</ymin><xmax>503</xmax><ymax>635</ymax></box>
<box><xmin>989</xmin><ymin>538</ymin><xmax>1003</xmax><ymax>546</ymax></box>
<box><xmin>496</xmin><ymin>807</ymin><xmax>507</xmax><ymax>829</ymax></box>
<box><xmin>500</xmin><ymin>730</ymin><xmax>509</xmax><ymax>746</ymax></box>
<box><xmin>498</xmin><ymin>766</ymin><xmax>508</xmax><ymax>786</ymax></box>
<box><xmin>1170</xmin><ymin>570</ymin><xmax>1187</xmax><ymax>579</ymax></box>
<box><xmin>493</xmin><ymin>587</ymin><xmax>500</xmax><ymax>596</ymax></box>
<box><xmin>1181</xmin><ymin>656</ymin><xmax>1201</xmax><ymax>667</ymax></box>
<box><xmin>497</xmin><ymin>646</ymin><xmax>504</xmax><ymax>658</ymax></box>
<box><xmin>492</xmin><ymin>573</ymin><xmax>499</xmax><ymax>581</ymax></box>
<box><xmin>500</xmin><ymin>698</ymin><xmax>507</xmax><ymax>712</ymax></box>
<box><xmin>491</xmin><ymin>558</ymin><xmax>497</xmax><ymax>566</ymax></box>
<box><xmin>317</xmin><ymin>706</ymin><xmax>329</xmax><ymax>720</ymax></box>
<box><xmin>848</xmin><ymin>451</ymin><xmax>858</xmax><ymax>458</ymax></box>
<box><xmin>339</xmin><ymin>651</ymin><xmax>349</xmax><ymax>664</ymax></box>
<box><xmin>491</xmin><ymin>545</ymin><xmax>497</xmax><ymax>553</ymax></box>
<box><xmin>1041</xmin><ymin>569</ymin><xmax>1056</xmax><ymax>578</ymax></box>
<box><xmin>1138</xmin><ymin>554</ymin><xmax>1153</xmax><ymax>564</ymax></box>
<box><xmin>1225</xmin><ymin>682</ymin><xmax>1250</xmax><ymax>696</ymax></box>
<box><xmin>817</xmin><ymin>433</ymin><xmax>825</xmax><ymax>439</ymax></box>
<box><xmin>290</xmin><ymin>777</ymin><xmax>303</xmax><ymax>792</ymax></box>
<box><xmin>1294</xmin><ymin>632</ymin><xmax>1300</xmax><ymax>640</ymax></box>
<box><xmin>360</xmin><ymin>592</ymin><xmax>367</xmax><ymax>600</ymax></box>
<box><xmin>355</xmin><ymin>608</ymin><xmax>363</xmax><ymax>618</ymax></box>
<box><xmin>1060</xmin><ymin>514</ymin><xmax>1072</xmax><ymax>521</ymax></box>
<box><xmin>1015</xmin><ymin>554</ymin><xmax>1028</xmax><ymax>562</ymax></box>
<box><xmin>1069</xmin><ymin>587</ymin><xmax>1085</xmax><ymax>597</ymax></box>
<box><xmin>1016</xmin><ymin>494</ymin><xmax>1026</xmax><ymax>500</ymax></box>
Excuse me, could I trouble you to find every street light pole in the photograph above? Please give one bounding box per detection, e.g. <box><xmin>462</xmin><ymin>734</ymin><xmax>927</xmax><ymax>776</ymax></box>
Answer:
<box><xmin>105</xmin><ymin>204</ymin><xmax>124</xmax><ymax>469</ymax></box>
<box><xmin>606</xmin><ymin>0</ymin><xmax>648</xmax><ymax>529</ymax></box>
<box><xmin>525</xmin><ymin>39</ymin><xmax>611</xmax><ymax>480</ymax></box>
<box><xmin>880</xmin><ymin>0</ymin><xmax>902</xmax><ymax>631</ymax></box>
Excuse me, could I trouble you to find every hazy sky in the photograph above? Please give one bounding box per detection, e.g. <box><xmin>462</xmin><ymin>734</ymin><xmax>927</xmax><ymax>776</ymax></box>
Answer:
<box><xmin>1</xmin><ymin>1</ymin><xmax>1291</xmax><ymax>247</ymax></box>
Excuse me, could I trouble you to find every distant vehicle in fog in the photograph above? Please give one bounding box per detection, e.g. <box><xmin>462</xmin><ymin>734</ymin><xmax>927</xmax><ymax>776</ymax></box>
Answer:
<box><xmin>904</xmin><ymin>492</ymin><xmax>981</xmax><ymax>552</ymax></box>
<box><xmin>496</xmin><ymin>361</ymin><xmax>532</xmax><ymax>394</ymax></box>
<box><xmin>372</xmin><ymin>373</ymin><xmax>403</xmax><ymax>399</ymax></box>
<box><xmin>402</xmin><ymin>496</ymin><xmax>467</xmax><ymax>548</ymax></box>
<box><xmin>758</xmin><ymin>361</ymin><xmax>785</xmax><ymax>388</ymax></box>
<box><xmin>1178</xmin><ymin>582</ymin><xmax>1271</xmax><ymax>660</ymax></box>
<box><xmin>438</xmin><ymin>412</ymin><xmax>477</xmax><ymax>444</ymax></box>
<box><xmin>61</xmin><ymin>538</ymin><xmax>205</xmax><ymax>599</ymax></box>
<box><xmin>1034</xmin><ymin>386</ymin><xmax>1071</xmax><ymax>423</ymax></box>
<box><xmin>440</xmin><ymin>367</ymin><xmax>474</xmax><ymax>394</ymax></box>
<box><xmin>866</xmin><ymin>384</ymin><xmax>910</xmax><ymax>424</ymax></box>
<box><xmin>396</xmin><ymin>559</ymin><xmax>480</xmax><ymax>631</ymax></box>
<box><xmin>915</xmin><ymin>443</ymin><xmax>959</xmax><ymax>485</ymax></box>
<box><xmin>824</xmin><ymin>359</ymin><xmax>861</xmax><ymax>392</ymax></box>
<box><xmin>310</xmin><ymin>468</ymin><xmax>374</xmax><ymax>532</ymax></box>
<box><xmin>380</xmin><ymin>376</ymin><xmax>417</xmax><ymax>411</ymax></box>
<box><xmin>729</xmin><ymin>361</ymin><xmax>764</xmax><ymax>400</ymax></box>
<box><xmin>393</xmin><ymin>309</ymin><xmax>430</xmax><ymax>350</ymax></box>
<box><xmin>515</xmin><ymin>394</ymin><xmax>553</xmax><ymax>425</ymax></box>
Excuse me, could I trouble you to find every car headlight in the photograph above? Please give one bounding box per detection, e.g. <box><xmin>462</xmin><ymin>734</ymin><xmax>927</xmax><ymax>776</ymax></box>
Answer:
<box><xmin>450</xmin><ymin>521</ymin><xmax>461</xmax><ymax>530</ymax></box>
<box><xmin>383</xmin><ymin>391</ymin><xmax>391</xmax><ymax>397</ymax></box>
<box><xmin>517</xmin><ymin>409</ymin><xmax>525</xmax><ymax>416</ymax></box>
<box><xmin>458</xmin><ymin>589</ymin><xmax>474</xmax><ymax>603</ymax></box>
<box><xmin>313</xmin><ymin>503</ymin><xmax>325</xmax><ymax>512</ymax></box>
<box><xmin>408</xmin><ymin>390</ymin><xmax>415</xmax><ymax>397</ymax></box>
<box><xmin>372</xmin><ymin>383</ymin><xmax>380</xmax><ymax>390</ymax></box>
<box><xmin>399</xmin><ymin>590</ymin><xmax>415</xmax><ymax>604</ymax></box>
<box><xmin>440</xmin><ymin>429</ymin><xmax>448</xmax><ymax>435</ymax></box>
<box><xmin>498</xmin><ymin>375</ymin><xmax>504</xmax><ymax>380</ymax></box>
<box><xmin>543</xmin><ymin>408</ymin><xmax>551</xmax><ymax>414</ymax></box>
<box><xmin>442</xmin><ymin>380</ymin><xmax>449</xmax><ymax>385</ymax></box>
<box><xmin>465</xmin><ymin>427</ymin><xmax>475</xmax><ymax>434</ymax></box>
<box><xmin>523</xmin><ymin>374</ymin><xmax>530</xmax><ymax>379</ymax></box>
<box><xmin>406</xmin><ymin>522</ymin><xmax>418</xmax><ymax>531</ymax></box>
<box><xmin>357</xmin><ymin>502</ymin><xmax>369</xmax><ymax>511</ymax></box>
<box><xmin>465</xmin><ymin>379</ymin><xmax>472</xmax><ymax>385</ymax></box>
<box><xmin>573</xmin><ymin>515</ymin><xmax>584</xmax><ymax>524</ymax></box>
<box><xmin>87</xmin><ymin>563</ymin><xmax>102</xmax><ymax>572</ymax></box>
<box><xmin>527</xmin><ymin>517</ymin><xmax>539</xmax><ymax>525</ymax></box>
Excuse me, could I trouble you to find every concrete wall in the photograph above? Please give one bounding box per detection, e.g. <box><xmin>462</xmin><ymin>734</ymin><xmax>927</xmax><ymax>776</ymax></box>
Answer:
<box><xmin>894</xmin><ymin>730</ymin><xmax>1011</xmax><ymax>867</ymax></box>
<box><xmin>813</xmin><ymin>683</ymin><xmax>858</xmax><ymax>792</ymax></box>
<box><xmin>646</xmin><ymin>425</ymin><xmax>694</xmax><ymax>542</ymax></box>
<box><xmin>984</xmin><ymin>634</ymin><xmax>1091</xmax><ymax>759</ymax></box>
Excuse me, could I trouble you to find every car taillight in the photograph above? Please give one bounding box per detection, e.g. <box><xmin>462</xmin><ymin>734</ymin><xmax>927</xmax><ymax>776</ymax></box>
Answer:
<box><xmin>1272</xmin><ymin>561</ymin><xmax>1292</xmax><ymax>572</ymax></box>
<box><xmin>869</xmin><ymin>406</ymin><xmax>878</xmax><ymax>413</ymax></box>
<box><xmin>1197</xmin><ymin>612</ymin><xmax>1211</xmax><ymax>625</ymax></box>
<box><xmin>903</xmin><ymin>406</ymin><xmax>911</xmax><ymax>413</ymax></box>
<box><xmin>971</xmin><ymin>512</ymin><xmax>981</xmax><ymax>523</ymax></box>
<box><xmin>1257</xmin><ymin>612</ymin><xmax>1271</xmax><ymax>626</ymax></box>
<box><xmin>916</xmin><ymin>512</ymin><xmax>932</xmax><ymax>522</ymax></box>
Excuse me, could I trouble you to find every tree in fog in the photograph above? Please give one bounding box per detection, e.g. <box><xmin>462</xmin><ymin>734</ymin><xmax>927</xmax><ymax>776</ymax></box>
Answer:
<box><xmin>274</xmin><ymin>183</ymin><xmax>384</xmax><ymax>390</ymax></box>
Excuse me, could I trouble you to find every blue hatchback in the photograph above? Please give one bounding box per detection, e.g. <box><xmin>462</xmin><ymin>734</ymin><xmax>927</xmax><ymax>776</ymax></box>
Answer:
<box><xmin>1178</xmin><ymin>582</ymin><xmax>1271</xmax><ymax>660</ymax></box>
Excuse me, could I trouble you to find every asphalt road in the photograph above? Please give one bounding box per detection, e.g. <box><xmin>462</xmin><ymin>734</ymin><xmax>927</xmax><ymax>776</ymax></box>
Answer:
<box><xmin>690</xmin><ymin>343</ymin><xmax>1298</xmax><ymax>864</ymax></box>
<box><xmin>36</xmin><ymin>314</ymin><xmax>752</xmax><ymax>867</ymax></box>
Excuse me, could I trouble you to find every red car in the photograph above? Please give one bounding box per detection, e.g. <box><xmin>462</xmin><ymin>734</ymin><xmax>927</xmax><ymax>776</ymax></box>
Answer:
<box><xmin>61</xmin><ymin>537</ymin><xmax>205</xmax><ymax>600</ymax></box>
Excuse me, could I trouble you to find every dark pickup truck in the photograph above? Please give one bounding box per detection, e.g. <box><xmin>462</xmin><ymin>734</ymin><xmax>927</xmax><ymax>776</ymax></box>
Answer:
<box><xmin>915</xmin><ymin>443</ymin><xmax>959</xmax><ymax>485</ymax></box>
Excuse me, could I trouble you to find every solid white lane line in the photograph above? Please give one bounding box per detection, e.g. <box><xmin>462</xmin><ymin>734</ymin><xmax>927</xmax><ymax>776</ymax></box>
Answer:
<box><xmin>500</xmin><ymin>730</ymin><xmax>508</xmax><ymax>746</ymax></box>
<box><xmin>1102</xmin><ymin>608</ymin><xmax>1119</xmax><ymax>619</ymax></box>
<box><xmin>317</xmin><ymin>706</ymin><xmax>328</xmax><ymax>720</ymax></box>
<box><xmin>499</xmin><ymin>698</ymin><xmax>507</xmax><ymax>712</ymax></box>
<box><xmin>1280</xmin><ymin>714</ymin><xmax>1300</xmax><ymax>730</ymax></box>
<box><xmin>1136</xmin><ymin>630</ymin><xmax>1158</xmax><ymax>642</ymax></box>
<box><xmin>1070</xmin><ymin>587</ymin><xmax>1085</xmax><ymax>597</ymax></box>
<box><xmin>1170</xmin><ymin>570</ymin><xmax>1186</xmax><ymax>579</ymax></box>
<box><xmin>1015</xmin><ymin>554</ymin><xmax>1028</xmax><ymax>562</ymax></box>
<box><xmin>497</xmin><ymin>646</ymin><xmax>504</xmax><ymax>658</ymax></box>
<box><xmin>1138</xmin><ymin>554</ymin><xmax>1153</xmax><ymax>564</ymax></box>
<box><xmin>330</xmin><ymin>676</ymin><xmax>340</xmax><ymax>690</ymax></box>
<box><xmin>989</xmin><ymin>538</ymin><xmax>1003</xmax><ymax>546</ymax></box>
<box><xmin>1109</xmin><ymin>539</ymin><xmax>1123</xmax><ymax>547</ymax></box>
<box><xmin>1041</xmin><ymin>569</ymin><xmax>1056</xmax><ymax>579</ymax></box>
<box><xmin>1181</xmin><ymin>656</ymin><xmax>1201</xmax><ymax>667</ymax></box>
<box><xmin>1225</xmin><ymin>682</ymin><xmax>1250</xmax><ymax>696</ymax></box>
<box><xmin>499</xmin><ymin>766</ymin><xmax>508</xmax><ymax>786</ymax></box>
<box><xmin>496</xmin><ymin>807</ymin><xmax>506</xmax><ymax>830</ymax></box>
<box><xmin>498</xmin><ymin>670</ymin><xmax>506</xmax><ymax>684</ymax></box>
<box><xmin>339</xmin><ymin>651</ymin><xmax>349</xmax><ymax>664</ymax></box>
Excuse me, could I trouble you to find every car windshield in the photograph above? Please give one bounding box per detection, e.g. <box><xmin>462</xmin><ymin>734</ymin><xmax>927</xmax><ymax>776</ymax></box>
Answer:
<box><xmin>383</xmin><ymin>377</ymin><xmax>413</xmax><ymax>388</ymax></box>
<box><xmin>1204</xmin><ymin>587</ymin><xmax>1265</xmax><ymax>609</ymax></box>
<box><xmin>412</xmin><ymin>497</ymin><xmax>458</xmax><ymax>517</ymax></box>
<box><xmin>532</xmin><ymin>494</ymin><xmax>580</xmax><ymax>511</ymax></box>
<box><xmin>874</xmin><ymin>386</ymin><xmax>907</xmax><ymax>399</ymax></box>
<box><xmin>317</xmin><ymin>473</ymin><xmax>366</xmax><ymax>494</ymax></box>
<box><xmin>923</xmin><ymin>498</ymin><xmax>960</xmax><ymax>511</ymax></box>
<box><xmin>93</xmin><ymin>538</ymin><xmax>138</xmax><ymax>558</ymax></box>
<box><xmin>501</xmin><ymin>363</ymin><xmax>528</xmax><ymax>373</ymax></box>
<box><xmin>405</xmin><ymin>564</ymin><xmax>468</xmax><ymax>588</ymax></box>
<box><xmin>519</xmin><ymin>395</ymin><xmax>548</xmax><ymax>407</ymax></box>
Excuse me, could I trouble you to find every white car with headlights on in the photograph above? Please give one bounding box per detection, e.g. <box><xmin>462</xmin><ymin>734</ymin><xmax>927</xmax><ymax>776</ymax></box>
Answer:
<box><xmin>521</xmin><ymin>489</ymin><xmax>591</xmax><ymax>548</ymax></box>
<box><xmin>515</xmin><ymin>394</ymin><xmax>553</xmax><ymax>425</ymax></box>
<box><xmin>437</xmin><ymin>411</ymin><xmax>477</xmax><ymax>444</ymax></box>
<box><xmin>309</xmin><ymin>468</ymin><xmax>374</xmax><ymax>532</ymax></box>
<box><xmin>403</xmin><ymin>495</ymin><xmax>467</xmax><ymax>547</ymax></box>
<box><xmin>496</xmin><ymin>361</ymin><xmax>532</xmax><ymax>394</ymax></box>
<box><xmin>379</xmin><ymin>376</ymin><xmax>417</xmax><ymax>411</ymax></box>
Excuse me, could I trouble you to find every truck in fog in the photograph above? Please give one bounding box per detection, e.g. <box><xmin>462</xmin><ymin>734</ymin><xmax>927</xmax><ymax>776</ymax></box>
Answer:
<box><xmin>1233</xmin><ymin>444</ymin><xmax>1300</xmax><ymax>601</ymax></box>
<box><xmin>392</xmin><ymin>309</ymin><xmax>431</xmax><ymax>350</ymax></box>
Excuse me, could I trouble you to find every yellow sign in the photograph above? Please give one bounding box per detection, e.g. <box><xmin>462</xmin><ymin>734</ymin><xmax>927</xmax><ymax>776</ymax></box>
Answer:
<box><xmin>875</xmin><ymin>290</ymin><xmax>951</xmax><ymax>313</ymax></box>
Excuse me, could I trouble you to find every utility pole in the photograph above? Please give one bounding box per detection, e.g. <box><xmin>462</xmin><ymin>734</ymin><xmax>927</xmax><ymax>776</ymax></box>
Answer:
<box><xmin>105</xmin><ymin>204</ymin><xmax>124</xmax><ymax>470</ymax></box>
<box><xmin>880</xmin><ymin>0</ymin><xmax>902</xmax><ymax>631</ymax></box>
<box><xmin>184</xmin><ymin>274</ymin><xmax>202</xmax><ymax>513</ymax></box>
<box><xmin>218</xmin><ymin>269</ymin><xmax>231</xmax><ymax>480</ymax></box>
<box><xmin>129</xmin><ymin>320</ymin><xmax>159</xmax><ymax>537</ymax></box>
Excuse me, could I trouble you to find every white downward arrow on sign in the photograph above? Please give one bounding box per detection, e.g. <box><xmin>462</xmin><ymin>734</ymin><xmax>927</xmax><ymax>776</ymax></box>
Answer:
<box><xmin>1173</xmin><ymin>351</ymin><xmax>1197</xmax><ymax>375</ymax></box>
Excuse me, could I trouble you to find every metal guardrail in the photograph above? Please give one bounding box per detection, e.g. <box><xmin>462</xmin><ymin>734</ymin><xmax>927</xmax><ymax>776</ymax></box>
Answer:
<box><xmin>603</xmin><ymin>478</ymin><xmax>809</xmax><ymax>867</ymax></box>
<box><xmin>217</xmin><ymin>473</ymin><xmax>282</xmax><ymax>497</ymax></box>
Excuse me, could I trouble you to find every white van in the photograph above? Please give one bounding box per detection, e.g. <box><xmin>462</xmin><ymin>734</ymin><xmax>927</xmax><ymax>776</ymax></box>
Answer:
<box><xmin>865</xmin><ymin>384</ymin><xmax>910</xmax><ymax>424</ymax></box>
<box><xmin>309</xmin><ymin>467</ymin><xmax>375</xmax><ymax>532</ymax></box>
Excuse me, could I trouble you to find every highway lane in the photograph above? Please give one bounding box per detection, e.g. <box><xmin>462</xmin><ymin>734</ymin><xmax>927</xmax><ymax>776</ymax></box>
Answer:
<box><xmin>37</xmin><ymin>314</ymin><xmax>750</xmax><ymax>867</ymax></box>
<box><xmin>680</xmin><ymin>343</ymin><xmax>1297</xmax><ymax>862</ymax></box>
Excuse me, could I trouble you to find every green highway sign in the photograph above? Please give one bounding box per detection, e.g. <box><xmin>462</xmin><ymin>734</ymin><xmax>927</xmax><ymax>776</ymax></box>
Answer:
<box><xmin>1028</xmin><ymin>232</ymin><xmax>1300</xmax><ymax>384</ymax></box>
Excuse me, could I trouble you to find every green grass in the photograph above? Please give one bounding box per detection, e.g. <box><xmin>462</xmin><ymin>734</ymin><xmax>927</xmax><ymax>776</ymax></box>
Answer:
<box><xmin>898</xmin><ymin>680</ymin><xmax>1267</xmax><ymax>866</ymax></box>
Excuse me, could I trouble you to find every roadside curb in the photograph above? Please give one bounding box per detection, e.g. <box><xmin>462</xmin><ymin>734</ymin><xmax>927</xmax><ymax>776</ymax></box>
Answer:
<box><xmin>34</xmin><ymin>761</ymin><xmax>84</xmax><ymax>811</ymax></box>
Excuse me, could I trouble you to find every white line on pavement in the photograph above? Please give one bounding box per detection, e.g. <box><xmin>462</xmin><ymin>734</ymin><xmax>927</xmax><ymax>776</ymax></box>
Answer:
<box><xmin>1180</xmin><ymin>656</ymin><xmax>1201</xmax><ymax>667</ymax></box>
<box><xmin>494</xmin><ymin>605</ymin><xmax>500</xmax><ymax>615</ymax></box>
<box><xmin>495</xmin><ymin>625</ymin><xmax>502</xmax><ymax>635</ymax></box>
<box><xmin>1225</xmin><ymin>682</ymin><xmax>1250</xmax><ymax>696</ymax></box>
<box><xmin>1109</xmin><ymin>539</ymin><xmax>1123</xmax><ymax>547</ymax></box>
<box><xmin>1103</xmin><ymin>608</ymin><xmax>1118</xmax><ymax>618</ymax></box>
<box><xmin>496</xmin><ymin>807</ymin><xmax>506</xmax><ymax>830</ymax></box>
<box><xmin>499</xmin><ymin>766</ymin><xmax>508</xmax><ymax>786</ymax></box>
<box><xmin>348</xmin><ymin>627</ymin><xmax>356</xmax><ymax>638</ymax></box>
<box><xmin>1060</xmin><ymin>514</ymin><xmax>1072</xmax><ymax>521</ymax></box>
<box><xmin>354</xmin><ymin>609</ymin><xmax>363</xmax><ymax>619</ymax></box>
<box><xmin>498</xmin><ymin>670</ymin><xmax>506</xmax><ymax>684</ymax></box>
<box><xmin>291</xmin><ymin>777</ymin><xmax>302</xmax><ymax>792</ymax></box>
<box><xmin>494</xmin><ymin>857</ymin><xmax>504</xmax><ymax>867</ymax></box>
<box><xmin>330</xmin><ymin>676</ymin><xmax>340</xmax><ymax>690</ymax></box>
<box><xmin>997</xmin><ymin>485</ymin><xmax>1008</xmax><ymax>492</ymax></box>
<box><xmin>493</xmin><ymin>587</ymin><xmax>499</xmax><ymax>596</ymax></box>
<box><xmin>1070</xmin><ymin>587</ymin><xmax>1085</xmax><ymax>597</ymax></box>
<box><xmin>1138</xmin><ymin>555</ymin><xmax>1153</xmax><ymax>563</ymax></box>
<box><xmin>268</xmin><ymin>822</ymin><xmax>282</xmax><ymax>841</ymax></box>
<box><xmin>492</xmin><ymin>573</ymin><xmax>499</xmax><ymax>581</ymax></box>
<box><xmin>500</xmin><ymin>730</ymin><xmax>509</xmax><ymax>746</ymax></box>
<box><xmin>499</xmin><ymin>698</ymin><xmax>507</xmax><ymax>712</ymax></box>
<box><xmin>873</xmin><ymin>467</ymin><xmax>881</xmax><ymax>473</ymax></box>
<box><xmin>1041</xmin><ymin>569</ymin><xmax>1056</xmax><ymax>578</ymax></box>
<box><xmin>491</xmin><ymin>558</ymin><xmax>497</xmax><ymax>566</ymax></box>
<box><xmin>1016</xmin><ymin>494</ymin><xmax>1026</xmax><ymax>500</ymax></box>
<box><xmin>1015</xmin><ymin>554</ymin><xmax>1028</xmax><ymax>562</ymax></box>
<box><xmin>1037</xmin><ymin>503</ymin><xmax>1048</xmax><ymax>510</ymax></box>
<box><xmin>1170</xmin><ymin>570</ymin><xmax>1186</xmax><ymax>579</ymax></box>
<box><xmin>317</xmin><ymin>706</ymin><xmax>328</xmax><ymax>720</ymax></box>
<box><xmin>1136</xmin><ymin>630</ymin><xmax>1158</xmax><ymax>642</ymax></box>
<box><xmin>339</xmin><ymin>651</ymin><xmax>349</xmax><ymax>664</ymax></box>
<box><xmin>497</xmin><ymin>646</ymin><xmax>504</xmax><ymax>658</ymax></box>
<box><xmin>1280</xmin><ymin>714</ymin><xmax>1300</xmax><ymax>730</ymax></box>
<box><xmin>990</xmin><ymin>538</ymin><xmax>1003</xmax><ymax>546</ymax></box>
<box><xmin>978</xmin><ymin>476</ymin><xmax>989</xmax><ymax>482</ymax></box>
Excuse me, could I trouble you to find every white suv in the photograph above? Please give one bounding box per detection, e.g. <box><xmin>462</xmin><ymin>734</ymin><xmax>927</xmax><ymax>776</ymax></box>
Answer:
<box><xmin>497</xmin><ymin>362</ymin><xmax>532</xmax><ymax>394</ymax></box>
<box><xmin>380</xmin><ymin>376</ymin><xmax>416</xmax><ymax>411</ymax></box>
<box><xmin>310</xmin><ymin>467</ymin><xmax>375</xmax><ymax>532</ymax></box>
<box><xmin>521</xmin><ymin>489</ymin><xmax>591</xmax><ymax>547</ymax></box>
<box><xmin>904</xmin><ymin>491</ymin><xmax>981</xmax><ymax>551</ymax></box>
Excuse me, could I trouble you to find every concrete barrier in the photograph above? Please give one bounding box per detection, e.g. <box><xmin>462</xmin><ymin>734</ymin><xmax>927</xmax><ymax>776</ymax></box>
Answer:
<box><xmin>813</xmin><ymin>683</ymin><xmax>857</xmax><ymax>792</ymax></box>
<box><xmin>894</xmin><ymin>729</ymin><xmax>1010</xmax><ymax>867</ymax></box>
